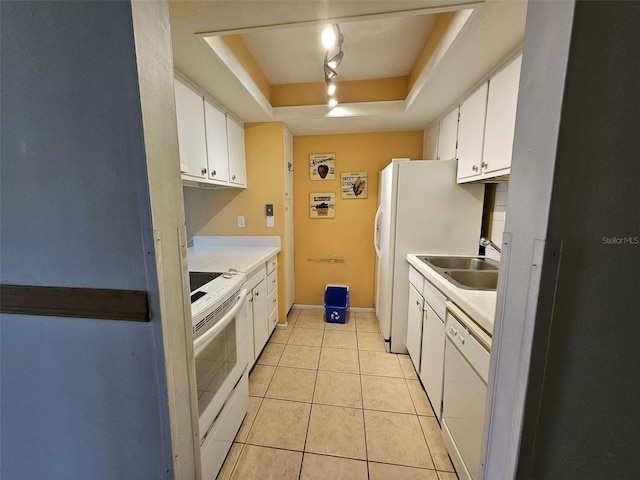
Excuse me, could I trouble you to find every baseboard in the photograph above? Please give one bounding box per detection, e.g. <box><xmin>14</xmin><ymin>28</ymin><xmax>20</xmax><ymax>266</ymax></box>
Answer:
<box><xmin>292</xmin><ymin>304</ymin><xmax>376</xmax><ymax>313</ymax></box>
<box><xmin>276</xmin><ymin>322</ymin><xmax>288</xmax><ymax>329</ymax></box>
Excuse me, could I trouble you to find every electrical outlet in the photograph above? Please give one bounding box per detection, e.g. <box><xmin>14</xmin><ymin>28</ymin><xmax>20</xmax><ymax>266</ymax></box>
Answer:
<box><xmin>237</xmin><ymin>216</ymin><xmax>245</xmax><ymax>228</ymax></box>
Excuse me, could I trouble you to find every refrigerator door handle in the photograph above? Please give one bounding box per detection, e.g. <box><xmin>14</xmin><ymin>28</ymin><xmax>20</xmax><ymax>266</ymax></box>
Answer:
<box><xmin>374</xmin><ymin>204</ymin><xmax>383</xmax><ymax>258</ymax></box>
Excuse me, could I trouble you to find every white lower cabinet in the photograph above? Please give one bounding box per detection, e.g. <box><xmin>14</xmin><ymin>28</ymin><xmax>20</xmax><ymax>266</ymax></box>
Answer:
<box><xmin>247</xmin><ymin>255</ymin><xmax>279</xmax><ymax>365</ymax></box>
<box><xmin>407</xmin><ymin>266</ymin><xmax>447</xmax><ymax>420</ymax></box>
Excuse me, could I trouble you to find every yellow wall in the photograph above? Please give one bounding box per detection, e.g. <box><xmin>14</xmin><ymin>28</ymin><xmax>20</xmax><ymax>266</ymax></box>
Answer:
<box><xmin>221</xmin><ymin>35</ymin><xmax>272</xmax><ymax>101</ymax></box>
<box><xmin>408</xmin><ymin>12</ymin><xmax>456</xmax><ymax>90</ymax></box>
<box><xmin>183</xmin><ymin>122</ymin><xmax>288</xmax><ymax>322</ymax></box>
<box><xmin>293</xmin><ymin>131</ymin><xmax>423</xmax><ymax>308</ymax></box>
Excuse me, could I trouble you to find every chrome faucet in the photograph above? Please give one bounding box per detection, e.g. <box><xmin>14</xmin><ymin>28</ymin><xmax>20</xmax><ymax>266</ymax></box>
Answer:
<box><xmin>479</xmin><ymin>237</ymin><xmax>502</xmax><ymax>254</ymax></box>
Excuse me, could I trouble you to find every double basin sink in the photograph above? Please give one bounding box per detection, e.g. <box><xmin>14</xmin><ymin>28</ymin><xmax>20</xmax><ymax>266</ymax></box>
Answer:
<box><xmin>417</xmin><ymin>255</ymin><xmax>499</xmax><ymax>291</ymax></box>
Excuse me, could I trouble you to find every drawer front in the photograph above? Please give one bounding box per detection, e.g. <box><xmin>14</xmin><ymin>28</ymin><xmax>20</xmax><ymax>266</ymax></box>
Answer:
<box><xmin>266</xmin><ymin>256</ymin><xmax>278</xmax><ymax>274</ymax></box>
<box><xmin>409</xmin><ymin>266</ymin><xmax>424</xmax><ymax>291</ymax></box>
<box><xmin>423</xmin><ymin>280</ymin><xmax>447</xmax><ymax>320</ymax></box>
<box><xmin>267</xmin><ymin>269</ymin><xmax>278</xmax><ymax>295</ymax></box>
<box><xmin>268</xmin><ymin>288</ymin><xmax>278</xmax><ymax>316</ymax></box>
<box><xmin>269</xmin><ymin>304</ymin><xmax>278</xmax><ymax>332</ymax></box>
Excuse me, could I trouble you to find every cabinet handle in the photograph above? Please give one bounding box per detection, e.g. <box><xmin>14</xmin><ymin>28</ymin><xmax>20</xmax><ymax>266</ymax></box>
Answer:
<box><xmin>459</xmin><ymin>334</ymin><xmax>466</xmax><ymax>345</ymax></box>
<box><xmin>232</xmin><ymin>174</ymin><xmax>236</xmax><ymax>180</ymax></box>
<box><xmin>212</xmin><ymin>169</ymin><xmax>216</xmax><ymax>176</ymax></box>
<box><xmin>481</xmin><ymin>162</ymin><xmax>488</xmax><ymax>169</ymax></box>
<box><xmin>255</xmin><ymin>291</ymin><xmax>259</xmax><ymax>297</ymax></box>
<box><xmin>201</xmin><ymin>168</ymin><xmax>207</xmax><ymax>175</ymax></box>
<box><xmin>450</xmin><ymin>327</ymin><xmax>458</xmax><ymax>336</ymax></box>
<box><xmin>472</xmin><ymin>165</ymin><xmax>479</xmax><ymax>172</ymax></box>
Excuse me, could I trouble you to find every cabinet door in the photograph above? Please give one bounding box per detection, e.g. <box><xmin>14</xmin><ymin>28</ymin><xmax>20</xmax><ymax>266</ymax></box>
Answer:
<box><xmin>174</xmin><ymin>78</ymin><xmax>207</xmax><ymax>179</ymax></box>
<box><xmin>423</xmin><ymin>122</ymin><xmax>439</xmax><ymax>160</ymax></box>
<box><xmin>457</xmin><ymin>82</ymin><xmax>488</xmax><ymax>181</ymax></box>
<box><xmin>406</xmin><ymin>284</ymin><xmax>424</xmax><ymax>373</ymax></box>
<box><xmin>437</xmin><ymin>107</ymin><xmax>459</xmax><ymax>161</ymax></box>
<box><xmin>226</xmin><ymin>116</ymin><xmax>247</xmax><ymax>187</ymax></box>
<box><xmin>204</xmin><ymin>101</ymin><xmax>230</xmax><ymax>183</ymax></box>
<box><xmin>252</xmin><ymin>280</ymin><xmax>268</xmax><ymax>359</ymax></box>
<box><xmin>482</xmin><ymin>54</ymin><xmax>522</xmax><ymax>175</ymax></box>
<box><xmin>420</xmin><ymin>303</ymin><xmax>445</xmax><ymax>420</ymax></box>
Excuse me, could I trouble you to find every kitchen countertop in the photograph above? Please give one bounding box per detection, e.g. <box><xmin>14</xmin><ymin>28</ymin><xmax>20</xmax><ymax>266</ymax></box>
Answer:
<box><xmin>406</xmin><ymin>253</ymin><xmax>498</xmax><ymax>335</ymax></box>
<box><xmin>188</xmin><ymin>236</ymin><xmax>280</xmax><ymax>275</ymax></box>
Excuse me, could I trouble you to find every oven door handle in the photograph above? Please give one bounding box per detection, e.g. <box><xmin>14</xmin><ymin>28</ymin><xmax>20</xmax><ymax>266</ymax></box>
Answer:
<box><xmin>194</xmin><ymin>288</ymin><xmax>248</xmax><ymax>355</ymax></box>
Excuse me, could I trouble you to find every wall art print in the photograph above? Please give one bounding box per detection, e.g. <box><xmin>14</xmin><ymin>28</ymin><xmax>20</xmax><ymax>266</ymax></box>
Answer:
<box><xmin>341</xmin><ymin>171</ymin><xmax>368</xmax><ymax>199</ymax></box>
<box><xmin>310</xmin><ymin>192</ymin><xmax>336</xmax><ymax>218</ymax></box>
<box><xmin>309</xmin><ymin>153</ymin><xmax>335</xmax><ymax>180</ymax></box>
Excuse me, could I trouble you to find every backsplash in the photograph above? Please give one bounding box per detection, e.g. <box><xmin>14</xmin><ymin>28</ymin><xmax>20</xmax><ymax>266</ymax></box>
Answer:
<box><xmin>486</xmin><ymin>183</ymin><xmax>508</xmax><ymax>261</ymax></box>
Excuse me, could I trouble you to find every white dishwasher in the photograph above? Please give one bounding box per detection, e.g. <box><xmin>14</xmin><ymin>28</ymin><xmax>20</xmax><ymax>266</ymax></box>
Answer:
<box><xmin>441</xmin><ymin>301</ymin><xmax>491</xmax><ymax>480</ymax></box>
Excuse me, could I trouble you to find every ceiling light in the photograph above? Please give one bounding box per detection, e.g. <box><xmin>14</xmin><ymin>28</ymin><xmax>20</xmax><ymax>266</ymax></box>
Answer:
<box><xmin>321</xmin><ymin>25</ymin><xmax>337</xmax><ymax>49</ymax></box>
<box><xmin>328</xmin><ymin>97</ymin><xmax>338</xmax><ymax>108</ymax></box>
<box><xmin>327</xmin><ymin>82</ymin><xmax>336</xmax><ymax>96</ymax></box>
<box><xmin>327</xmin><ymin>50</ymin><xmax>344</xmax><ymax>69</ymax></box>
<box><xmin>324</xmin><ymin>63</ymin><xmax>337</xmax><ymax>80</ymax></box>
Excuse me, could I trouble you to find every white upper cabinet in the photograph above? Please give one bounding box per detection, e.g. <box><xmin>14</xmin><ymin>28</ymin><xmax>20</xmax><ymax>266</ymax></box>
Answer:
<box><xmin>174</xmin><ymin>78</ymin><xmax>207</xmax><ymax>179</ymax></box>
<box><xmin>482</xmin><ymin>54</ymin><xmax>522</xmax><ymax>175</ymax></box>
<box><xmin>456</xmin><ymin>53</ymin><xmax>522</xmax><ymax>183</ymax></box>
<box><xmin>437</xmin><ymin>107</ymin><xmax>459</xmax><ymax>161</ymax></box>
<box><xmin>226</xmin><ymin>115</ymin><xmax>247</xmax><ymax>187</ymax></box>
<box><xmin>174</xmin><ymin>76</ymin><xmax>246</xmax><ymax>189</ymax></box>
<box><xmin>457</xmin><ymin>82</ymin><xmax>488</xmax><ymax>181</ymax></box>
<box><xmin>423</xmin><ymin>122</ymin><xmax>439</xmax><ymax>160</ymax></box>
<box><xmin>203</xmin><ymin>101</ymin><xmax>230</xmax><ymax>184</ymax></box>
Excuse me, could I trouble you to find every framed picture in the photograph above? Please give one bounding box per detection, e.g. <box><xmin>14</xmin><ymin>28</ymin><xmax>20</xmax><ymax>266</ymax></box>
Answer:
<box><xmin>309</xmin><ymin>153</ymin><xmax>335</xmax><ymax>180</ymax></box>
<box><xmin>310</xmin><ymin>193</ymin><xmax>335</xmax><ymax>218</ymax></box>
<box><xmin>341</xmin><ymin>171</ymin><xmax>368</xmax><ymax>199</ymax></box>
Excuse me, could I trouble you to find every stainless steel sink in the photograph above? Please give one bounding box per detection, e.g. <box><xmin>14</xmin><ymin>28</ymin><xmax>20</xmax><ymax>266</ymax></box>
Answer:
<box><xmin>418</xmin><ymin>256</ymin><xmax>499</xmax><ymax>271</ymax></box>
<box><xmin>444</xmin><ymin>270</ymin><xmax>499</xmax><ymax>291</ymax></box>
<box><xmin>415</xmin><ymin>255</ymin><xmax>500</xmax><ymax>290</ymax></box>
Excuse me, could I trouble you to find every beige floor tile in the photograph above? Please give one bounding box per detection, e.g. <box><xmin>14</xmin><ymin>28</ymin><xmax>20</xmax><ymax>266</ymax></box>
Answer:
<box><xmin>361</xmin><ymin>376</ymin><xmax>415</xmax><ymax>414</ymax></box>
<box><xmin>248</xmin><ymin>365</ymin><xmax>275</xmax><ymax>397</ymax></box>
<box><xmin>437</xmin><ymin>472</ymin><xmax>459</xmax><ymax>480</ymax></box>
<box><xmin>257</xmin><ymin>342</ymin><xmax>285</xmax><ymax>366</ymax></box>
<box><xmin>355</xmin><ymin>311</ymin><xmax>377</xmax><ymax>321</ymax></box>
<box><xmin>305</xmin><ymin>404</ymin><xmax>366</xmax><ymax>460</ymax></box>
<box><xmin>235</xmin><ymin>396</ymin><xmax>262</xmax><ymax>442</ymax></box>
<box><xmin>364</xmin><ymin>410</ymin><xmax>434</xmax><ymax>469</ymax></box>
<box><xmin>279</xmin><ymin>344</ymin><xmax>321</xmax><ymax>370</ymax></box>
<box><xmin>266</xmin><ymin>366</ymin><xmax>317</xmax><ymax>402</ymax></box>
<box><xmin>358</xmin><ymin>351</ymin><xmax>404</xmax><ymax>377</ymax></box>
<box><xmin>287</xmin><ymin>327</ymin><xmax>324</xmax><ymax>347</ymax></box>
<box><xmin>355</xmin><ymin>315</ymin><xmax>380</xmax><ymax>333</ymax></box>
<box><xmin>269</xmin><ymin>327</ymin><xmax>292</xmax><ymax>344</ymax></box>
<box><xmin>230</xmin><ymin>444</ymin><xmax>302</xmax><ymax>480</ymax></box>
<box><xmin>407</xmin><ymin>380</ymin><xmax>435</xmax><ymax>416</ymax></box>
<box><xmin>398</xmin><ymin>354</ymin><xmax>419</xmax><ymax>380</ymax></box>
<box><xmin>368</xmin><ymin>462</ymin><xmax>439</xmax><ymax>480</ymax></box>
<box><xmin>318</xmin><ymin>347</ymin><xmax>360</xmax><ymax>374</ymax></box>
<box><xmin>419</xmin><ymin>416</ymin><xmax>455</xmax><ymax>471</ymax></box>
<box><xmin>295</xmin><ymin>314</ymin><xmax>326</xmax><ymax>330</ymax></box>
<box><xmin>325</xmin><ymin>312</ymin><xmax>355</xmax><ymax>331</ymax></box>
<box><xmin>301</xmin><ymin>453</ymin><xmax>368</xmax><ymax>480</ymax></box>
<box><xmin>217</xmin><ymin>442</ymin><xmax>244</xmax><ymax>480</ymax></box>
<box><xmin>246</xmin><ymin>398</ymin><xmax>311</xmax><ymax>451</ymax></box>
<box><xmin>323</xmin><ymin>330</ymin><xmax>358</xmax><ymax>350</ymax></box>
<box><xmin>356</xmin><ymin>331</ymin><xmax>387</xmax><ymax>352</ymax></box>
<box><xmin>313</xmin><ymin>371</ymin><xmax>362</xmax><ymax>408</ymax></box>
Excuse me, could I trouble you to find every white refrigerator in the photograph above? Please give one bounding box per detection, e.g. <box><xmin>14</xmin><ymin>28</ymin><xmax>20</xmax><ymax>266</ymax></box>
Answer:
<box><xmin>374</xmin><ymin>159</ymin><xmax>485</xmax><ymax>353</ymax></box>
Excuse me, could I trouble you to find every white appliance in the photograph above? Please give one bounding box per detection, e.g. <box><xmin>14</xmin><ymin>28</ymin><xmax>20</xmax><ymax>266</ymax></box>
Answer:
<box><xmin>189</xmin><ymin>270</ymin><xmax>249</xmax><ymax>480</ymax></box>
<box><xmin>374</xmin><ymin>159</ymin><xmax>484</xmax><ymax>353</ymax></box>
<box><xmin>441</xmin><ymin>301</ymin><xmax>491</xmax><ymax>480</ymax></box>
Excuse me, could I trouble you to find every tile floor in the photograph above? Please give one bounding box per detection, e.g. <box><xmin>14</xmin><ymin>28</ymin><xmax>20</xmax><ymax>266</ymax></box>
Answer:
<box><xmin>216</xmin><ymin>308</ymin><xmax>459</xmax><ymax>480</ymax></box>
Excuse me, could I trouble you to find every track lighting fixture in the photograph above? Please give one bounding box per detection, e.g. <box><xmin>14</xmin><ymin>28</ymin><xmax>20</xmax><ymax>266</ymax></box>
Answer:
<box><xmin>322</xmin><ymin>24</ymin><xmax>343</xmax><ymax>108</ymax></box>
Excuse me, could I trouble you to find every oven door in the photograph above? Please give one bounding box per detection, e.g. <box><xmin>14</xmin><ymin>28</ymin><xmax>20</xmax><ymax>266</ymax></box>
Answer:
<box><xmin>194</xmin><ymin>288</ymin><xmax>249</xmax><ymax>438</ymax></box>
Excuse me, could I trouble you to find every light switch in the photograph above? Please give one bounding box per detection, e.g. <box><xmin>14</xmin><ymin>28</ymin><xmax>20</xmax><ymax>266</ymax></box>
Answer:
<box><xmin>237</xmin><ymin>216</ymin><xmax>245</xmax><ymax>228</ymax></box>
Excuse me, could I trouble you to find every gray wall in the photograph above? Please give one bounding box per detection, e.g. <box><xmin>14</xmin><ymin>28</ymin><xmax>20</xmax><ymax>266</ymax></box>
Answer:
<box><xmin>1</xmin><ymin>2</ymin><xmax>173</xmax><ymax>478</ymax></box>
<box><xmin>485</xmin><ymin>1</ymin><xmax>640</xmax><ymax>478</ymax></box>
<box><xmin>518</xmin><ymin>1</ymin><xmax>640</xmax><ymax>477</ymax></box>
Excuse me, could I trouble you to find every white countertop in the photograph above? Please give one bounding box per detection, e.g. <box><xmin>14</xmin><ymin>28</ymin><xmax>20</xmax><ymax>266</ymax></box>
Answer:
<box><xmin>188</xmin><ymin>236</ymin><xmax>280</xmax><ymax>275</ymax></box>
<box><xmin>406</xmin><ymin>253</ymin><xmax>498</xmax><ymax>335</ymax></box>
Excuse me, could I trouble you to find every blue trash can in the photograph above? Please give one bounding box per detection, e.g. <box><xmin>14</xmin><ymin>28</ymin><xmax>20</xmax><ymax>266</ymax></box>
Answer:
<box><xmin>324</xmin><ymin>285</ymin><xmax>349</xmax><ymax>323</ymax></box>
